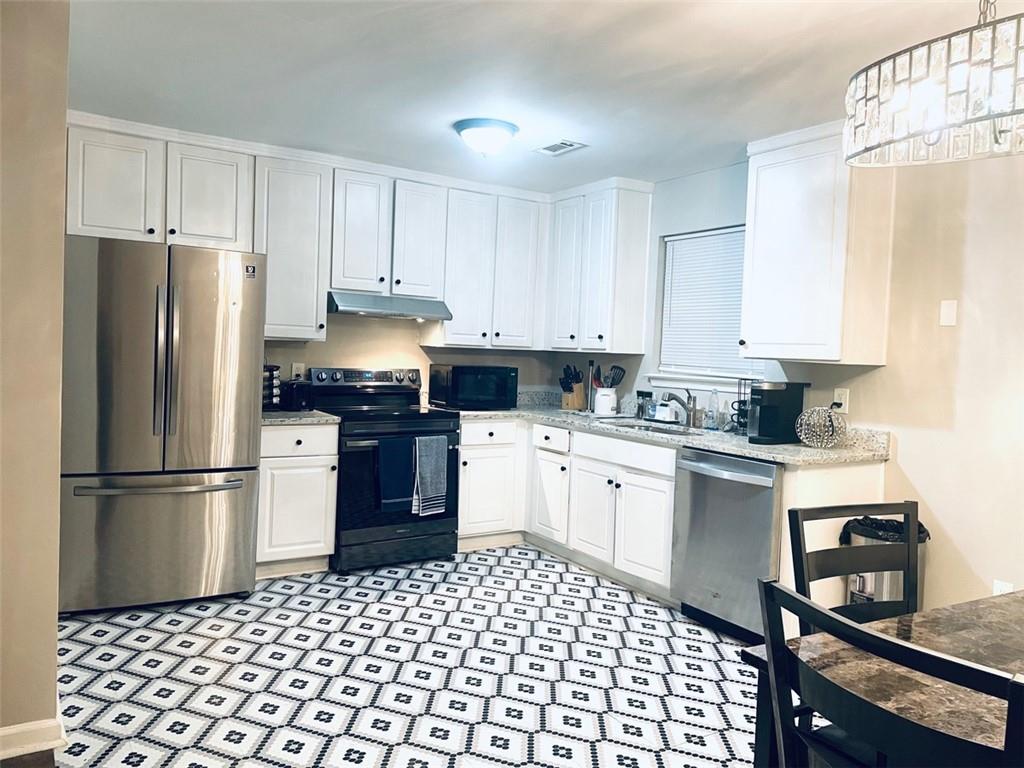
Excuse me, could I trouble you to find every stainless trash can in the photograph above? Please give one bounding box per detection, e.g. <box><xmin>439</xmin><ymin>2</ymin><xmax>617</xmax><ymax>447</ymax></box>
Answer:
<box><xmin>840</xmin><ymin>516</ymin><xmax>930</xmax><ymax>607</ymax></box>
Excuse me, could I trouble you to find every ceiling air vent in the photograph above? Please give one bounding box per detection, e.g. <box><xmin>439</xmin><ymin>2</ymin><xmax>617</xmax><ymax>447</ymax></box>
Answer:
<box><xmin>534</xmin><ymin>140</ymin><xmax>587</xmax><ymax>157</ymax></box>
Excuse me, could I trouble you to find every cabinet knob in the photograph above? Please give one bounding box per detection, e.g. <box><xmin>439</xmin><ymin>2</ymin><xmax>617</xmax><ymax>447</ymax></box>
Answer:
<box><xmin>598</xmin><ymin>334</ymin><xmax>604</xmax><ymax>341</ymax></box>
<box><xmin>318</xmin><ymin>323</ymin><xmax>325</xmax><ymax>330</ymax></box>
<box><xmin>330</xmin><ymin>465</ymin><xmax>337</xmax><ymax>472</ymax></box>
<box><xmin>569</xmin><ymin>334</ymin><xmax>576</xmax><ymax>340</ymax></box>
<box><xmin>462</xmin><ymin>460</ymin><xmax>468</xmax><ymax>467</ymax></box>
<box><xmin>295</xmin><ymin>439</ymin><xmax>303</xmax><ymax>445</ymax></box>
<box><xmin>488</xmin><ymin>431</ymin><xmax>494</xmax><ymax>437</ymax></box>
<box><xmin>738</xmin><ymin>339</ymin><xmax>747</xmax><ymax>346</ymax></box>
<box><xmin>378</xmin><ymin>276</ymin><xmax>386</xmax><ymax>283</ymax></box>
<box><xmin>614</xmin><ymin>482</ymin><xmax>622</xmax><ymax>489</ymax></box>
<box><xmin>394</xmin><ymin>278</ymin><xmax>402</xmax><ymax>285</ymax></box>
<box><xmin>146</xmin><ymin>227</ymin><xmax>156</xmax><ymax>235</ymax></box>
<box><xmin>168</xmin><ymin>228</ymin><xmax>177</xmax><ymax>235</ymax></box>
<box><xmin>543</xmin><ymin>435</ymin><xmax>550</xmax><ymax>441</ymax></box>
<box><xmin>606</xmin><ymin>478</ymin><xmax>614</xmax><ymax>485</ymax></box>
<box><xmin>560</xmin><ymin>466</ymin><xmax>567</xmax><ymax>472</ymax></box>
<box><xmin>481</xmin><ymin>332</ymin><xmax>488</xmax><ymax>338</ymax></box>
<box><xmin>494</xmin><ymin>332</ymin><xmax>500</xmax><ymax>338</ymax></box>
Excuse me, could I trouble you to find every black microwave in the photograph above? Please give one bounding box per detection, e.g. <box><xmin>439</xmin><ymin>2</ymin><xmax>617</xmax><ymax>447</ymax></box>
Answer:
<box><xmin>428</xmin><ymin>365</ymin><xmax>518</xmax><ymax>411</ymax></box>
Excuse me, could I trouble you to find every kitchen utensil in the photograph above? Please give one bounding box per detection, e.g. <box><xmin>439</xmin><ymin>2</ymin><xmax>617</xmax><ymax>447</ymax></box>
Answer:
<box><xmin>795</xmin><ymin>403</ymin><xmax>848</xmax><ymax>448</ymax></box>
<box><xmin>608</xmin><ymin>365</ymin><xmax>626</xmax><ymax>388</ymax></box>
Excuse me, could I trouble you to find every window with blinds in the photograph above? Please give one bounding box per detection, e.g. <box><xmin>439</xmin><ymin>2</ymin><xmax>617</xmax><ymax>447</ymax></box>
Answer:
<box><xmin>659</xmin><ymin>226</ymin><xmax>765</xmax><ymax>379</ymax></box>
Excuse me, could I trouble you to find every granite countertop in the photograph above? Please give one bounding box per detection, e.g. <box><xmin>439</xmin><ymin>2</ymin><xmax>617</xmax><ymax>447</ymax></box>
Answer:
<box><xmin>459</xmin><ymin>408</ymin><xmax>889</xmax><ymax>466</ymax></box>
<box><xmin>261</xmin><ymin>409</ymin><xmax>340</xmax><ymax>426</ymax></box>
<box><xmin>744</xmin><ymin>590</ymin><xmax>1024</xmax><ymax>750</ymax></box>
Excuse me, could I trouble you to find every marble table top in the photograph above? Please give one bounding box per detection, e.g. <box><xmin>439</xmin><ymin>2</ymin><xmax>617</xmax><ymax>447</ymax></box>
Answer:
<box><xmin>742</xmin><ymin>590</ymin><xmax>1024</xmax><ymax>748</ymax></box>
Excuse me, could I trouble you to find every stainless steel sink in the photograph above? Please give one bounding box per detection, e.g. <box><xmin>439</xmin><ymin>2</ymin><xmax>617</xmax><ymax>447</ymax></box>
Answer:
<box><xmin>627</xmin><ymin>423</ymin><xmax>701</xmax><ymax>436</ymax></box>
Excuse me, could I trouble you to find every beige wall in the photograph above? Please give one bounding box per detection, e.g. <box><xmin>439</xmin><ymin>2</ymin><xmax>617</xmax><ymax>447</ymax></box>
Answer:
<box><xmin>0</xmin><ymin>0</ymin><xmax>70</xmax><ymax>744</ymax></box>
<box><xmin>786</xmin><ymin>158</ymin><xmax>1024</xmax><ymax>609</ymax></box>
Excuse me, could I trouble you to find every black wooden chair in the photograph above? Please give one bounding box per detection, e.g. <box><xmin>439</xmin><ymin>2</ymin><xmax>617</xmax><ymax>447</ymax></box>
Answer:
<box><xmin>758</xmin><ymin>579</ymin><xmax>1024</xmax><ymax>768</ymax></box>
<box><xmin>789</xmin><ymin>501</ymin><xmax>920</xmax><ymax>636</ymax></box>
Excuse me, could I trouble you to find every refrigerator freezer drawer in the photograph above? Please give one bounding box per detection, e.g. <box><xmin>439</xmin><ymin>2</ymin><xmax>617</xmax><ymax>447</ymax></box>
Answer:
<box><xmin>59</xmin><ymin>470</ymin><xmax>258</xmax><ymax>612</ymax></box>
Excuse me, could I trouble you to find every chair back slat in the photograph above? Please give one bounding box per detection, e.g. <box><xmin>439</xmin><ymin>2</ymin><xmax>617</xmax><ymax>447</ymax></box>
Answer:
<box><xmin>832</xmin><ymin>599</ymin><xmax>909</xmax><ymax>624</ymax></box>
<box><xmin>759</xmin><ymin>579</ymin><xmax>1024</xmax><ymax>767</ymax></box>
<box><xmin>805</xmin><ymin>542</ymin><xmax>909</xmax><ymax>582</ymax></box>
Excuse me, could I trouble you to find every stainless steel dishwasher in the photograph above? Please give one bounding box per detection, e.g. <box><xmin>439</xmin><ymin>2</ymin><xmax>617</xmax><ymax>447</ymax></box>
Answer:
<box><xmin>670</xmin><ymin>447</ymin><xmax>782</xmax><ymax>636</ymax></box>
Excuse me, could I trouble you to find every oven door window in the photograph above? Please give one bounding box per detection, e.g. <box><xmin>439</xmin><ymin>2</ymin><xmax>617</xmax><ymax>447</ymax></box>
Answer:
<box><xmin>452</xmin><ymin>371</ymin><xmax>512</xmax><ymax>408</ymax></box>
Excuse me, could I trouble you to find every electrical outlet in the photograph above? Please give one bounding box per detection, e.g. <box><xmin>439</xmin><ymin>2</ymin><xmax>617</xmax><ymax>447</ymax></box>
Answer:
<box><xmin>939</xmin><ymin>299</ymin><xmax>958</xmax><ymax>327</ymax></box>
<box><xmin>833</xmin><ymin>388</ymin><xmax>850</xmax><ymax>414</ymax></box>
<box><xmin>290</xmin><ymin>362</ymin><xmax>306</xmax><ymax>380</ymax></box>
<box><xmin>993</xmin><ymin>579</ymin><xmax>1014</xmax><ymax>595</ymax></box>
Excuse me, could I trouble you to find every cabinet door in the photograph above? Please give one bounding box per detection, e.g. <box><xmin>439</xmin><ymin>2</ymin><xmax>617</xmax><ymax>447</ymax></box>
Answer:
<box><xmin>568</xmin><ymin>456</ymin><xmax>617</xmax><ymax>564</ymax></box>
<box><xmin>459</xmin><ymin>444</ymin><xmax>516</xmax><ymax>536</ymax></box>
<box><xmin>167</xmin><ymin>142</ymin><xmax>255</xmax><ymax>252</ymax></box>
<box><xmin>255</xmin><ymin>157</ymin><xmax>331</xmax><ymax>341</ymax></box>
<box><xmin>529</xmin><ymin>448</ymin><xmax>570</xmax><ymax>544</ymax></box>
<box><xmin>257</xmin><ymin>455</ymin><xmax>338</xmax><ymax>563</ymax></box>
<box><xmin>331</xmin><ymin>170</ymin><xmax>393</xmax><ymax>294</ymax></box>
<box><xmin>549</xmin><ymin>197</ymin><xmax>584</xmax><ymax>349</ymax></box>
<box><xmin>579</xmin><ymin>189</ymin><xmax>616</xmax><ymax>351</ymax></box>
<box><xmin>491</xmin><ymin>197</ymin><xmax>539</xmax><ymax>348</ymax></box>
<box><xmin>392</xmin><ymin>180</ymin><xmax>447</xmax><ymax>298</ymax></box>
<box><xmin>66</xmin><ymin>126</ymin><xmax>165</xmax><ymax>242</ymax></box>
<box><xmin>740</xmin><ymin>135</ymin><xmax>848</xmax><ymax>361</ymax></box>
<box><xmin>613</xmin><ymin>470</ymin><xmax>674</xmax><ymax>586</ymax></box>
<box><xmin>443</xmin><ymin>190</ymin><xmax>497</xmax><ymax>346</ymax></box>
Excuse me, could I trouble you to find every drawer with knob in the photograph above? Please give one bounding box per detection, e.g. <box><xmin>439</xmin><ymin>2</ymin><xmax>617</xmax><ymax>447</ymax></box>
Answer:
<box><xmin>532</xmin><ymin>424</ymin><xmax>570</xmax><ymax>453</ymax></box>
<box><xmin>461</xmin><ymin>420</ymin><xmax>516</xmax><ymax>446</ymax></box>
<box><xmin>260</xmin><ymin>423</ymin><xmax>339</xmax><ymax>458</ymax></box>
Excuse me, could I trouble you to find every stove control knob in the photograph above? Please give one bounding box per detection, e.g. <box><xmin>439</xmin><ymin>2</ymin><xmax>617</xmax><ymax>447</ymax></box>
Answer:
<box><xmin>394</xmin><ymin>371</ymin><xmax>405</xmax><ymax>383</ymax></box>
<box><xmin>407</xmin><ymin>370</ymin><xmax>419</xmax><ymax>384</ymax></box>
<box><xmin>316</xmin><ymin>371</ymin><xmax>328</xmax><ymax>382</ymax></box>
<box><xmin>331</xmin><ymin>371</ymin><xmax>342</xmax><ymax>382</ymax></box>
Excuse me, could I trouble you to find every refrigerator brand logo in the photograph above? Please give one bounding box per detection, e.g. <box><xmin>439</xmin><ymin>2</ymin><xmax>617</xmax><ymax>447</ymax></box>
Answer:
<box><xmin>245</xmin><ymin>265</ymin><xmax>257</xmax><ymax>279</ymax></box>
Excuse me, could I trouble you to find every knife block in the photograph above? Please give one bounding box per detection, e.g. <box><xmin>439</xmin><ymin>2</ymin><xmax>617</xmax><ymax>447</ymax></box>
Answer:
<box><xmin>561</xmin><ymin>383</ymin><xmax>586</xmax><ymax>411</ymax></box>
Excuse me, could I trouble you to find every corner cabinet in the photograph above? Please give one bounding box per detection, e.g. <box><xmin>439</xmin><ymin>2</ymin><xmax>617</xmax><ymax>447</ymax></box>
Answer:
<box><xmin>392</xmin><ymin>180</ymin><xmax>448</xmax><ymax>299</ymax></box>
<box><xmin>547</xmin><ymin>187</ymin><xmax>651</xmax><ymax>354</ymax></box>
<box><xmin>255</xmin><ymin>157</ymin><xmax>332</xmax><ymax>341</ymax></box>
<box><xmin>740</xmin><ymin>123</ymin><xmax>895</xmax><ymax>364</ymax></box>
<box><xmin>257</xmin><ymin>423</ymin><xmax>339</xmax><ymax>564</ymax></box>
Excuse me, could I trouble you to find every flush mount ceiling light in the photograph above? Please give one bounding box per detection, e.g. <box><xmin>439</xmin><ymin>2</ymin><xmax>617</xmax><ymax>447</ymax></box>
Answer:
<box><xmin>453</xmin><ymin>118</ymin><xmax>519</xmax><ymax>157</ymax></box>
<box><xmin>845</xmin><ymin>0</ymin><xmax>1024</xmax><ymax>166</ymax></box>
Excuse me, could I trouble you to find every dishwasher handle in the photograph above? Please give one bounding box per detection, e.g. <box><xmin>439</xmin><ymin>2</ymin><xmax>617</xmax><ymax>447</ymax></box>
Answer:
<box><xmin>676</xmin><ymin>457</ymin><xmax>775</xmax><ymax>488</ymax></box>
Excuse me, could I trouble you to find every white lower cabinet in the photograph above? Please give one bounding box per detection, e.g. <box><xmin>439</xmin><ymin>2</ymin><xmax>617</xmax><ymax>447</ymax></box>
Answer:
<box><xmin>568</xmin><ymin>456</ymin><xmax>618</xmax><ymax>564</ymax></box>
<box><xmin>458</xmin><ymin>443</ymin><xmax>517</xmax><ymax>536</ymax></box>
<box><xmin>528</xmin><ymin>447</ymin><xmax>570</xmax><ymax>544</ymax></box>
<box><xmin>257</xmin><ymin>424</ymin><xmax>338</xmax><ymax>563</ymax></box>
<box><xmin>613</xmin><ymin>469</ymin><xmax>674</xmax><ymax>586</ymax></box>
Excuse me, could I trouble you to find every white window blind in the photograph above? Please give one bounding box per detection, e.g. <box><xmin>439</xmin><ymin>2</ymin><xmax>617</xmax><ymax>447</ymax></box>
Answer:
<box><xmin>659</xmin><ymin>226</ymin><xmax>765</xmax><ymax>379</ymax></box>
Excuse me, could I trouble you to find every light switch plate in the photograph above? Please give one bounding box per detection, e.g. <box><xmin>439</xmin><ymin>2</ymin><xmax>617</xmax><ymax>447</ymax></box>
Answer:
<box><xmin>993</xmin><ymin>579</ymin><xmax>1014</xmax><ymax>595</ymax></box>
<box><xmin>939</xmin><ymin>299</ymin><xmax>958</xmax><ymax>327</ymax></box>
<box><xmin>290</xmin><ymin>362</ymin><xmax>306</xmax><ymax>380</ymax></box>
<box><xmin>833</xmin><ymin>388</ymin><xmax>850</xmax><ymax>414</ymax></box>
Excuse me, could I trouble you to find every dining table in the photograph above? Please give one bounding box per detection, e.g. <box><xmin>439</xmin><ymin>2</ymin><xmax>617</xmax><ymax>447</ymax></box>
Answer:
<box><xmin>741</xmin><ymin>589</ymin><xmax>1024</xmax><ymax>767</ymax></box>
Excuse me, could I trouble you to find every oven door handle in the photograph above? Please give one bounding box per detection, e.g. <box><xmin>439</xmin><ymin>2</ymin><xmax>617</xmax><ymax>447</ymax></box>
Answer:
<box><xmin>343</xmin><ymin>439</ymin><xmax>379</xmax><ymax>450</ymax></box>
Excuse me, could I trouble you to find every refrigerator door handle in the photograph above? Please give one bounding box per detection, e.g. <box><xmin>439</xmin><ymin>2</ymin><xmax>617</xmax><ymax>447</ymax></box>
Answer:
<box><xmin>168</xmin><ymin>285</ymin><xmax>182</xmax><ymax>436</ymax></box>
<box><xmin>153</xmin><ymin>285</ymin><xmax>167</xmax><ymax>436</ymax></box>
<box><xmin>73</xmin><ymin>479</ymin><xmax>244</xmax><ymax>497</ymax></box>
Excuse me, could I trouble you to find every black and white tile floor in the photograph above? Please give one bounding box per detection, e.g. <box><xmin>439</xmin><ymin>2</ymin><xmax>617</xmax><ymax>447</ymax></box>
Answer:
<box><xmin>55</xmin><ymin>546</ymin><xmax>758</xmax><ymax>768</ymax></box>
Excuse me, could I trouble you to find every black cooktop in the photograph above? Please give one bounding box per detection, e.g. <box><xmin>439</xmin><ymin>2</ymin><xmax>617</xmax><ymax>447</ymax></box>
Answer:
<box><xmin>308</xmin><ymin>368</ymin><xmax>458</xmax><ymax>431</ymax></box>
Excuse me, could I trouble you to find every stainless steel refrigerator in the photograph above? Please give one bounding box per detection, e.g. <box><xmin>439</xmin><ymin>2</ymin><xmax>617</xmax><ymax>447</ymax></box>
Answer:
<box><xmin>59</xmin><ymin>236</ymin><xmax>266</xmax><ymax>612</ymax></box>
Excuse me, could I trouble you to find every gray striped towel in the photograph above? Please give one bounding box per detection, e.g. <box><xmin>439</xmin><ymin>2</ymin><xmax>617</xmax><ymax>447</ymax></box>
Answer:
<box><xmin>412</xmin><ymin>435</ymin><xmax>448</xmax><ymax>517</ymax></box>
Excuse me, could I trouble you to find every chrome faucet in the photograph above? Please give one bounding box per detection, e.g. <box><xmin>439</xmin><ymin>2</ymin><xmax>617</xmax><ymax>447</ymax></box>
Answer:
<box><xmin>662</xmin><ymin>389</ymin><xmax>697</xmax><ymax>427</ymax></box>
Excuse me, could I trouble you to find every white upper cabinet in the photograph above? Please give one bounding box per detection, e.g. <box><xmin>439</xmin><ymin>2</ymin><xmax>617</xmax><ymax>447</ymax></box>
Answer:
<box><xmin>392</xmin><ymin>180</ymin><xmax>447</xmax><ymax>298</ymax></box>
<box><xmin>492</xmin><ymin>197</ymin><xmax>540</xmax><ymax>348</ymax></box>
<box><xmin>548</xmin><ymin>197</ymin><xmax>585</xmax><ymax>349</ymax></box>
<box><xmin>442</xmin><ymin>190</ymin><xmax>498</xmax><ymax>346</ymax></box>
<box><xmin>167</xmin><ymin>142</ymin><xmax>255</xmax><ymax>252</ymax></box>
<box><xmin>547</xmin><ymin>188</ymin><xmax>651</xmax><ymax>354</ymax></box>
<box><xmin>255</xmin><ymin>157</ymin><xmax>332</xmax><ymax>341</ymax></box>
<box><xmin>331</xmin><ymin>170</ymin><xmax>393</xmax><ymax>294</ymax></box>
<box><xmin>66</xmin><ymin>126</ymin><xmax>165</xmax><ymax>242</ymax></box>
<box><xmin>579</xmin><ymin>189</ymin><xmax>616</xmax><ymax>351</ymax></box>
<box><xmin>740</xmin><ymin>124</ymin><xmax>895</xmax><ymax>365</ymax></box>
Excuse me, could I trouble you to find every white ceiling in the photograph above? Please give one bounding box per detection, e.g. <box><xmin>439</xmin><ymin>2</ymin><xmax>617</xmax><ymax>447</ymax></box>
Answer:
<box><xmin>68</xmin><ymin>0</ymin><xmax>1007</xmax><ymax>192</ymax></box>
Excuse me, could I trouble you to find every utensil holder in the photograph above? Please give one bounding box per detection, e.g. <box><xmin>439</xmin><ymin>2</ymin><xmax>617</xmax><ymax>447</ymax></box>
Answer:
<box><xmin>561</xmin><ymin>382</ymin><xmax>586</xmax><ymax>411</ymax></box>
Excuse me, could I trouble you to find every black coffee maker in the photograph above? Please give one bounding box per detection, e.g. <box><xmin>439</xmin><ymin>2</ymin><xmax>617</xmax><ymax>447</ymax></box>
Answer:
<box><xmin>748</xmin><ymin>382</ymin><xmax>809</xmax><ymax>445</ymax></box>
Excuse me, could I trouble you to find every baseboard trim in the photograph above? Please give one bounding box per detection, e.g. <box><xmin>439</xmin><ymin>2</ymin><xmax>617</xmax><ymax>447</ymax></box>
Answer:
<box><xmin>255</xmin><ymin>556</ymin><xmax>329</xmax><ymax>580</ymax></box>
<box><xmin>457</xmin><ymin>531</ymin><xmax>524</xmax><ymax>552</ymax></box>
<box><xmin>0</xmin><ymin>719</ymin><xmax>65</xmax><ymax>760</ymax></box>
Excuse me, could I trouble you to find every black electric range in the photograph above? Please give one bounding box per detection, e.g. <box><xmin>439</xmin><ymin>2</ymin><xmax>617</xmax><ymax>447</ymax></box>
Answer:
<box><xmin>309</xmin><ymin>368</ymin><xmax>460</xmax><ymax>572</ymax></box>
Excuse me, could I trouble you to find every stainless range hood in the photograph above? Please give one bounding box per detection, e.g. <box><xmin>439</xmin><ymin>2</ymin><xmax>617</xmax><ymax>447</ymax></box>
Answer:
<box><xmin>327</xmin><ymin>290</ymin><xmax>452</xmax><ymax>321</ymax></box>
